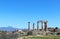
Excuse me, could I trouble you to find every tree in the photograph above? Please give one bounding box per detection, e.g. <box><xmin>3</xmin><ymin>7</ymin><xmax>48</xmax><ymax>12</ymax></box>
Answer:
<box><xmin>55</xmin><ymin>27</ymin><xmax>59</xmax><ymax>29</ymax></box>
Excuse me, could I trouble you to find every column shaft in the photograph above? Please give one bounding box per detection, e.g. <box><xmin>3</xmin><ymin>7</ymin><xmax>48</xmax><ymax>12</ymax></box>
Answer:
<box><xmin>37</xmin><ymin>21</ymin><xmax>39</xmax><ymax>31</ymax></box>
<box><xmin>28</xmin><ymin>22</ymin><xmax>30</xmax><ymax>31</ymax></box>
<box><xmin>33</xmin><ymin>23</ymin><xmax>35</xmax><ymax>31</ymax></box>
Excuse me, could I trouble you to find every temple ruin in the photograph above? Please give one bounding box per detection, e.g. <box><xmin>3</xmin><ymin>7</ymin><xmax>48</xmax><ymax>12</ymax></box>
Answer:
<box><xmin>27</xmin><ymin>20</ymin><xmax>48</xmax><ymax>35</ymax></box>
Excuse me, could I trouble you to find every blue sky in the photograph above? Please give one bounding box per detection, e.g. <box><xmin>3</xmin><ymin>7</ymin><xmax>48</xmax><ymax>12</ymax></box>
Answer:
<box><xmin>0</xmin><ymin>0</ymin><xmax>60</xmax><ymax>29</ymax></box>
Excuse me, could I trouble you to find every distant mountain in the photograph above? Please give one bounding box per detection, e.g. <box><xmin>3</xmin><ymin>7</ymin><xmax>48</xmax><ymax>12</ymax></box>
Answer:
<box><xmin>0</xmin><ymin>26</ymin><xmax>18</xmax><ymax>31</ymax></box>
<box><xmin>0</xmin><ymin>26</ymin><xmax>28</xmax><ymax>32</ymax></box>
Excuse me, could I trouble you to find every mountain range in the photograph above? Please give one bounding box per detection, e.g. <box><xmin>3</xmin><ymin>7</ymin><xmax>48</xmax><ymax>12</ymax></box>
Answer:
<box><xmin>0</xmin><ymin>26</ymin><xmax>19</xmax><ymax>31</ymax></box>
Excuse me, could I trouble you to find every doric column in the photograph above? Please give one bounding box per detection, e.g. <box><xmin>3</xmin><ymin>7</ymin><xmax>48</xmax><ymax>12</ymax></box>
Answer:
<box><xmin>41</xmin><ymin>21</ymin><xmax>44</xmax><ymax>31</ymax></box>
<box><xmin>28</xmin><ymin>22</ymin><xmax>30</xmax><ymax>31</ymax></box>
<box><xmin>33</xmin><ymin>23</ymin><xmax>35</xmax><ymax>31</ymax></box>
<box><xmin>44</xmin><ymin>21</ymin><xmax>48</xmax><ymax>32</ymax></box>
<box><xmin>37</xmin><ymin>21</ymin><xmax>40</xmax><ymax>31</ymax></box>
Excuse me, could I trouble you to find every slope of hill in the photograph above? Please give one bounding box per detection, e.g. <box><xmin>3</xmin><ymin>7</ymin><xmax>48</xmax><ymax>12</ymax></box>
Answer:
<box><xmin>0</xmin><ymin>26</ymin><xmax>18</xmax><ymax>31</ymax></box>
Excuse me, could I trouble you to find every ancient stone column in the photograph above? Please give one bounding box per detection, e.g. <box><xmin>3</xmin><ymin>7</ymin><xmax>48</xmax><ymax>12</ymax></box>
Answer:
<box><xmin>40</xmin><ymin>20</ymin><xmax>44</xmax><ymax>35</ymax></box>
<box><xmin>33</xmin><ymin>23</ymin><xmax>35</xmax><ymax>31</ymax></box>
<box><xmin>41</xmin><ymin>21</ymin><xmax>44</xmax><ymax>31</ymax></box>
<box><xmin>44</xmin><ymin>21</ymin><xmax>48</xmax><ymax>32</ymax></box>
<box><xmin>37</xmin><ymin>21</ymin><xmax>40</xmax><ymax>31</ymax></box>
<box><xmin>28</xmin><ymin>22</ymin><xmax>30</xmax><ymax>31</ymax></box>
